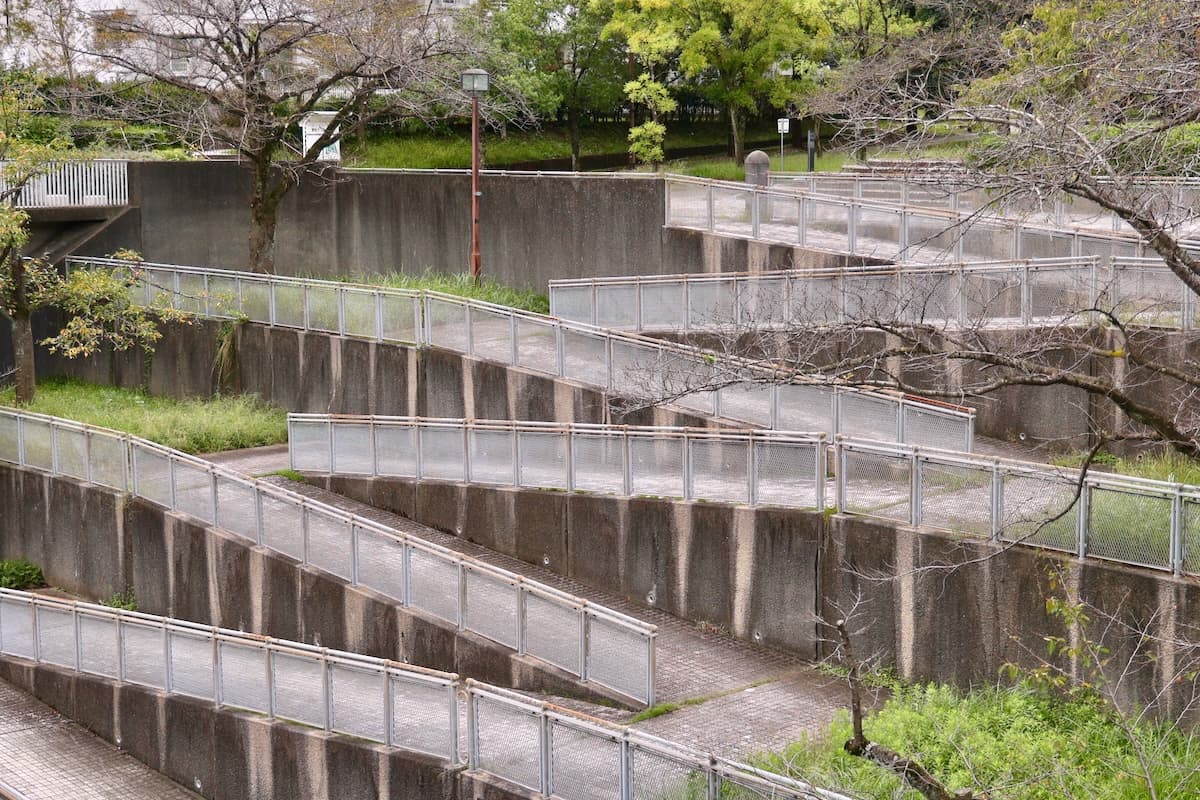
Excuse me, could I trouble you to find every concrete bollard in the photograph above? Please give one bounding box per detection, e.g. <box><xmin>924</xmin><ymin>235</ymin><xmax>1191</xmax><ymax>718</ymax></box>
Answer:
<box><xmin>744</xmin><ymin>150</ymin><xmax>770</xmax><ymax>187</ymax></box>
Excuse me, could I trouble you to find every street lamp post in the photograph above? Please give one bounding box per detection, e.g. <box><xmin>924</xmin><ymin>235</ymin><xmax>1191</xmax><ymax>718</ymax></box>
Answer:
<box><xmin>461</xmin><ymin>68</ymin><xmax>490</xmax><ymax>284</ymax></box>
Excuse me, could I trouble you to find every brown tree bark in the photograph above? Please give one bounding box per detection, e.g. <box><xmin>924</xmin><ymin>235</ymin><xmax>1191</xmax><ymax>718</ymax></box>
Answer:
<box><xmin>247</xmin><ymin>160</ymin><xmax>286</xmax><ymax>275</ymax></box>
<box><xmin>568</xmin><ymin>105</ymin><xmax>581</xmax><ymax>172</ymax></box>
<box><xmin>11</xmin><ymin>310</ymin><xmax>35</xmax><ymax>405</ymax></box>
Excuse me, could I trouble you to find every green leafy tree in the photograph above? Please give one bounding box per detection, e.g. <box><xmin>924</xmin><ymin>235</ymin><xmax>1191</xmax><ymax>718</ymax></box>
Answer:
<box><xmin>488</xmin><ymin>0</ymin><xmax>626</xmax><ymax>170</ymax></box>
<box><xmin>605</xmin><ymin>0</ymin><xmax>824</xmax><ymax>164</ymax></box>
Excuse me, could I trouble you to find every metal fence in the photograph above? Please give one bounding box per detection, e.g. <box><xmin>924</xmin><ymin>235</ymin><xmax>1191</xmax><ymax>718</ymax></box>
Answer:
<box><xmin>0</xmin><ymin>589</ymin><xmax>843</xmax><ymax>800</ymax></box>
<box><xmin>0</xmin><ymin>408</ymin><xmax>657</xmax><ymax>706</ymax></box>
<box><xmin>288</xmin><ymin>416</ymin><xmax>827</xmax><ymax>511</ymax></box>
<box><xmin>550</xmin><ymin>257</ymin><xmax>1102</xmax><ymax>332</ymax></box>
<box><xmin>66</xmin><ymin>256</ymin><xmax>975</xmax><ymax>451</ymax></box>
<box><xmin>664</xmin><ymin>175</ymin><xmax>1199</xmax><ymax>265</ymax></box>
<box><xmin>834</xmin><ymin>437</ymin><xmax>1200</xmax><ymax>577</ymax></box>
<box><xmin>2</xmin><ymin>160</ymin><xmax>129</xmax><ymax>208</ymax></box>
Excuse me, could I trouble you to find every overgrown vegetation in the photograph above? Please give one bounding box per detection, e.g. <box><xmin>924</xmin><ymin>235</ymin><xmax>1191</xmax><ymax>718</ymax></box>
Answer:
<box><xmin>768</xmin><ymin>681</ymin><xmax>1200</xmax><ymax>799</ymax></box>
<box><xmin>102</xmin><ymin>587</ymin><xmax>137</xmax><ymax>611</ymax></box>
<box><xmin>345</xmin><ymin>271</ymin><xmax>549</xmax><ymax>314</ymax></box>
<box><xmin>1052</xmin><ymin>450</ymin><xmax>1200</xmax><ymax>486</ymax></box>
<box><xmin>0</xmin><ymin>378</ymin><xmax>287</xmax><ymax>454</ymax></box>
<box><xmin>0</xmin><ymin>558</ymin><xmax>45</xmax><ymax>590</ymax></box>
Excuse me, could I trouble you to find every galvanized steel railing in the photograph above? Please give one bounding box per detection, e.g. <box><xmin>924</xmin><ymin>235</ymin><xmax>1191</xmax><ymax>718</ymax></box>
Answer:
<box><xmin>65</xmin><ymin>256</ymin><xmax>975</xmax><ymax>451</ymax></box>
<box><xmin>834</xmin><ymin>437</ymin><xmax>1200</xmax><ymax>577</ymax></box>
<box><xmin>0</xmin><ymin>408</ymin><xmax>658</xmax><ymax>706</ymax></box>
<box><xmin>0</xmin><ymin>587</ymin><xmax>843</xmax><ymax>800</ymax></box>
<box><xmin>288</xmin><ymin>416</ymin><xmax>827</xmax><ymax>511</ymax></box>
<box><xmin>3</xmin><ymin>160</ymin><xmax>128</xmax><ymax>208</ymax></box>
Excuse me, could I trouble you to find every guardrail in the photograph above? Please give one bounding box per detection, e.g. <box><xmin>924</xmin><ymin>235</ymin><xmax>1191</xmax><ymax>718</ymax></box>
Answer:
<box><xmin>66</xmin><ymin>257</ymin><xmax>975</xmax><ymax>451</ymax></box>
<box><xmin>2</xmin><ymin>160</ymin><xmax>128</xmax><ymax>208</ymax></box>
<box><xmin>834</xmin><ymin>437</ymin><xmax>1200</xmax><ymax>577</ymax></box>
<box><xmin>550</xmin><ymin>257</ymin><xmax>1100</xmax><ymax>332</ymax></box>
<box><xmin>664</xmin><ymin>175</ymin><xmax>1200</xmax><ymax>264</ymax></box>
<box><xmin>0</xmin><ymin>408</ymin><xmax>657</xmax><ymax>706</ymax></box>
<box><xmin>288</xmin><ymin>416</ymin><xmax>827</xmax><ymax>511</ymax></box>
<box><xmin>0</xmin><ymin>587</ymin><xmax>843</xmax><ymax>800</ymax></box>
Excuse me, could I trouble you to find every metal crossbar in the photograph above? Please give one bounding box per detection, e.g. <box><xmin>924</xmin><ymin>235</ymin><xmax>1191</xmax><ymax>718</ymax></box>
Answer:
<box><xmin>0</xmin><ymin>407</ymin><xmax>658</xmax><ymax>706</ymax></box>
<box><xmin>64</xmin><ymin>257</ymin><xmax>975</xmax><ymax>451</ymax></box>
<box><xmin>288</xmin><ymin>415</ymin><xmax>827</xmax><ymax>511</ymax></box>
<box><xmin>0</xmin><ymin>587</ymin><xmax>845</xmax><ymax>800</ymax></box>
<box><xmin>834</xmin><ymin>437</ymin><xmax>1200</xmax><ymax>577</ymax></box>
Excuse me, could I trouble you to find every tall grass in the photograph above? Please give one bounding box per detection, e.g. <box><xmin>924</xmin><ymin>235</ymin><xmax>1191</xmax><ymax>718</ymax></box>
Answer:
<box><xmin>342</xmin><ymin>271</ymin><xmax>549</xmax><ymax>314</ymax></box>
<box><xmin>0</xmin><ymin>378</ymin><xmax>288</xmax><ymax>454</ymax></box>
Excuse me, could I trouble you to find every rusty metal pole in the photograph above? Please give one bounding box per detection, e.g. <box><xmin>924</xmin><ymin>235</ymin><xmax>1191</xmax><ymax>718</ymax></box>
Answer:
<box><xmin>470</xmin><ymin>93</ymin><xmax>482</xmax><ymax>285</ymax></box>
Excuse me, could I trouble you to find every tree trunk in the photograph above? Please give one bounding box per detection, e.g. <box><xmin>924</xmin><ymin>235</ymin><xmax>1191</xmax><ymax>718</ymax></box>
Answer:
<box><xmin>12</xmin><ymin>311</ymin><xmax>35</xmax><ymax>405</ymax></box>
<box><xmin>568</xmin><ymin>106</ymin><xmax>581</xmax><ymax>172</ymax></box>
<box><xmin>730</xmin><ymin>105</ymin><xmax>745</xmax><ymax>165</ymax></box>
<box><xmin>247</xmin><ymin>161</ymin><xmax>283</xmax><ymax>275</ymax></box>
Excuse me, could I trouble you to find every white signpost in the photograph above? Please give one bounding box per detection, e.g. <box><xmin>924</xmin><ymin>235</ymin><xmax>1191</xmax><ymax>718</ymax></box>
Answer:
<box><xmin>301</xmin><ymin>111</ymin><xmax>342</xmax><ymax>163</ymax></box>
<box><xmin>777</xmin><ymin>117</ymin><xmax>790</xmax><ymax>170</ymax></box>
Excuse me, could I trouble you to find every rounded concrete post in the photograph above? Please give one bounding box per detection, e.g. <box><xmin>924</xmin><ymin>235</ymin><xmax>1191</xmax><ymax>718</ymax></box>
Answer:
<box><xmin>744</xmin><ymin>150</ymin><xmax>770</xmax><ymax>187</ymax></box>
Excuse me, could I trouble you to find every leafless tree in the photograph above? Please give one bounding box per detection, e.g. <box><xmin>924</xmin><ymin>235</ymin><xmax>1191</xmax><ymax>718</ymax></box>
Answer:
<box><xmin>84</xmin><ymin>0</ymin><xmax>527</xmax><ymax>274</ymax></box>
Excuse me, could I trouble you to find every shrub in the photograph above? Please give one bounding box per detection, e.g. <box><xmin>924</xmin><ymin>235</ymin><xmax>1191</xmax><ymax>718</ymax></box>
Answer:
<box><xmin>0</xmin><ymin>559</ymin><xmax>46</xmax><ymax>590</ymax></box>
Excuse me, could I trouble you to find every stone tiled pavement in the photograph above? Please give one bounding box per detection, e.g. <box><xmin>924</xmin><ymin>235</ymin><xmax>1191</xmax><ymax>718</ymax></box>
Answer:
<box><xmin>0</xmin><ymin>679</ymin><xmax>200</xmax><ymax>800</ymax></box>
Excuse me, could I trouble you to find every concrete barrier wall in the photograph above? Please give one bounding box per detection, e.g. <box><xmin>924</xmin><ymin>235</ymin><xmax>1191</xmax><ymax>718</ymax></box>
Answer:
<box><xmin>0</xmin><ymin>464</ymin><xmax>629</xmax><ymax>707</ymax></box>
<box><xmin>0</xmin><ymin>658</ymin><xmax>525</xmax><ymax>800</ymax></box>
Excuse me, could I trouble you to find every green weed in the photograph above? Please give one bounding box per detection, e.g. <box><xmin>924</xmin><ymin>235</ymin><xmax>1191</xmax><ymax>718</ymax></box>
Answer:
<box><xmin>102</xmin><ymin>587</ymin><xmax>137</xmax><ymax>611</ymax></box>
<box><xmin>0</xmin><ymin>559</ymin><xmax>46</xmax><ymax>590</ymax></box>
<box><xmin>333</xmin><ymin>270</ymin><xmax>549</xmax><ymax>314</ymax></box>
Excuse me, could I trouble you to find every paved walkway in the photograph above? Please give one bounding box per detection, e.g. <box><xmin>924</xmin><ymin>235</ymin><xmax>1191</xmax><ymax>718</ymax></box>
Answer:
<box><xmin>0</xmin><ymin>679</ymin><xmax>199</xmax><ymax>800</ymax></box>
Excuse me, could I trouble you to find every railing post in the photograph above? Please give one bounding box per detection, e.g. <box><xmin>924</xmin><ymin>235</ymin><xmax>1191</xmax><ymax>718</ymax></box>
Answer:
<box><xmin>1077</xmin><ymin>482</ymin><xmax>1091</xmax><ymax>559</ymax></box>
<box><xmin>1171</xmin><ymin>489</ymin><xmax>1184</xmax><ymax>576</ymax></box>
<box><xmin>706</xmin><ymin>184</ymin><xmax>714</xmax><ymax>232</ymax></box>
<box><xmin>682</xmin><ymin>434</ymin><xmax>693</xmax><ymax>502</ymax></box>
<box><xmin>539</xmin><ymin>711</ymin><xmax>553</xmax><ymax>795</ymax></box>
<box><xmin>910</xmin><ymin>447</ymin><xmax>921</xmax><ymax>527</ymax></box>
<box><xmin>991</xmin><ymin>460</ymin><xmax>1003</xmax><ymax>542</ymax></box>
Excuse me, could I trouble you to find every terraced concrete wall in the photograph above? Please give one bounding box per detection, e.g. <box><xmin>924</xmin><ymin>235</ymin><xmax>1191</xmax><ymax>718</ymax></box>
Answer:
<box><xmin>0</xmin><ymin>464</ymin><xmax>623</xmax><ymax>706</ymax></box>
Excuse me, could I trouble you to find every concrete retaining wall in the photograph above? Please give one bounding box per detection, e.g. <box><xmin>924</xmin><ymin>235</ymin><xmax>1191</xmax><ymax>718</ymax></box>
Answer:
<box><xmin>0</xmin><ymin>464</ymin><xmax>628</xmax><ymax>707</ymax></box>
<box><xmin>0</xmin><ymin>658</ymin><xmax>525</xmax><ymax>800</ymax></box>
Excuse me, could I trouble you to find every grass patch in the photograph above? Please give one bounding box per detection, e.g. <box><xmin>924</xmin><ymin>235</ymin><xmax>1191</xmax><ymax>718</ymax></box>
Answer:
<box><xmin>262</xmin><ymin>468</ymin><xmax>307</xmax><ymax>482</ymax></box>
<box><xmin>628</xmin><ymin>695</ymin><xmax>713</xmax><ymax>723</ymax></box>
<box><xmin>102</xmin><ymin>587</ymin><xmax>137</xmax><ymax>611</ymax></box>
<box><xmin>0</xmin><ymin>378</ymin><xmax>288</xmax><ymax>455</ymax></box>
<box><xmin>1052</xmin><ymin>450</ymin><xmax>1200</xmax><ymax>486</ymax></box>
<box><xmin>0</xmin><ymin>558</ymin><xmax>46</xmax><ymax>590</ymax></box>
<box><xmin>766</xmin><ymin>682</ymin><xmax>1200</xmax><ymax>800</ymax></box>
<box><xmin>343</xmin><ymin>271</ymin><xmax>549</xmax><ymax>314</ymax></box>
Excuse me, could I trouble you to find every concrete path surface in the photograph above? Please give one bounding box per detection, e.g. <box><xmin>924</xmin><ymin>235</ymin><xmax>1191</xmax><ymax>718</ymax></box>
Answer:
<box><xmin>0</xmin><ymin>679</ymin><xmax>200</xmax><ymax>800</ymax></box>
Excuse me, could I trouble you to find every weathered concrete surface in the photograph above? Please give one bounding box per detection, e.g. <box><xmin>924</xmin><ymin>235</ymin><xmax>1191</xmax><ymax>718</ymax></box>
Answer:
<box><xmin>0</xmin><ymin>464</ymin><xmax>625</xmax><ymax>708</ymax></box>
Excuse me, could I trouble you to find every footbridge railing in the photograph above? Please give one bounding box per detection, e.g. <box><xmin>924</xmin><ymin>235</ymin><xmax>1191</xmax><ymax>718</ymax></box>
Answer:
<box><xmin>2</xmin><ymin>160</ymin><xmax>128</xmax><ymax>208</ymax></box>
<box><xmin>64</xmin><ymin>257</ymin><xmax>976</xmax><ymax>452</ymax></box>
<box><xmin>288</xmin><ymin>416</ymin><xmax>827</xmax><ymax>511</ymax></box>
<box><xmin>0</xmin><ymin>408</ymin><xmax>657</xmax><ymax>706</ymax></box>
<box><xmin>0</xmin><ymin>587</ymin><xmax>846</xmax><ymax>800</ymax></box>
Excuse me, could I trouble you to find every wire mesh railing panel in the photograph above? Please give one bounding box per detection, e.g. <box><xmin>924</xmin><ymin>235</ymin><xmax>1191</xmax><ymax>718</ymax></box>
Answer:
<box><xmin>470</xmin><ymin>306</ymin><xmax>516</xmax><ymax>365</ymax></box>
<box><xmin>517</xmin><ymin>431</ymin><xmax>568</xmax><ymax>489</ymax></box>
<box><xmin>639</xmin><ymin>282</ymin><xmax>687</xmax><ymax>330</ymax></box>
<box><xmin>1028</xmin><ymin>267</ymin><xmax>1092</xmax><ymax>322</ymax></box>
<box><xmin>572</xmin><ymin>434</ymin><xmax>626</xmax><ymax>494</ymax></box>
<box><xmin>787</xmin><ymin>273</ymin><xmax>841</xmax><ymax>325</ymax></box>
<box><xmin>289</xmin><ymin>419</ymin><xmax>332</xmax><ymax>473</ymax></box>
<box><xmin>550</xmin><ymin>719</ymin><xmax>622</xmax><ymax>799</ymax></box>
<box><xmin>1019</xmin><ymin>229</ymin><xmax>1073</xmax><ymax>261</ymax></box>
<box><xmin>904</xmin><ymin>213</ymin><xmax>958</xmax><ymax>262</ymax></box>
<box><xmin>260</xmin><ymin>493</ymin><xmax>305</xmax><ymax>560</ymax></box>
<box><xmin>712</xmin><ymin>185</ymin><xmax>753</xmax><ymax>236</ymax></box>
<box><xmin>596</xmin><ymin>284</ymin><xmax>639</xmax><ymax>329</ymax></box>
<box><xmin>330</xmin><ymin>663</ymin><xmax>386</xmax><ymax>742</ymax></box>
<box><xmin>1113</xmin><ymin>266</ymin><xmax>1186</xmax><ymax>327</ymax></box>
<box><xmin>1086</xmin><ymin>487</ymin><xmax>1172</xmax><ymax>569</ymax></box>
<box><xmin>0</xmin><ymin>412</ymin><xmax>18</xmax><ymax>463</ymax></box>
<box><xmin>307</xmin><ymin>285</ymin><xmax>341</xmax><ymax>333</ymax></box>
<box><xmin>273</xmin><ymin>651</ymin><xmax>327</xmax><ymax>727</ymax></box>
<box><xmin>239</xmin><ymin>279</ymin><xmax>271</xmax><ymax>322</ymax></box>
<box><xmin>719</xmin><ymin>774</ymin><xmax>794</xmax><ymax>799</ymax></box>
<box><xmin>896</xmin><ymin>271</ymin><xmax>958</xmax><ymax>325</ymax></box>
<box><xmin>963</xmin><ymin>270</ymin><xmax>1022</xmax><ymax>323</ymax></box>
<box><xmin>176</xmin><ymin>273</ymin><xmax>207</xmax><ymax>315</ymax></box>
<box><xmin>375</xmin><ymin>423</ymin><xmax>417</xmax><ymax>477</ymax></box>
<box><xmin>122</xmin><ymin>621</ymin><xmax>166</xmax><ymax>689</ymax></box>
<box><xmin>0</xmin><ymin>597</ymin><xmax>35</xmax><ymax>658</ymax></box>
<box><xmin>35</xmin><ymin>607</ymin><xmax>75</xmax><ymax>669</ymax></box>
<box><xmin>777</xmin><ymin>384</ymin><xmax>835</xmax><ymax>437</ymax></box>
<box><xmin>999</xmin><ymin>472</ymin><xmax>1079</xmax><ymax>553</ymax></box>
<box><xmin>305</xmin><ymin>510</ymin><xmax>354</xmax><ymax>581</ymax></box>
<box><xmin>630</xmin><ymin>744</ymin><xmax>707</xmax><ymax>799</ymax></box>
<box><xmin>463</xmin><ymin>568</ymin><xmax>519</xmax><ymax>650</ymax></box>
<box><xmin>552</xmin><ymin>285</ymin><xmax>594</xmax><ymax>324</ymax></box>
<box><xmin>217</xmin><ymin>641</ymin><xmax>269</xmax><ymax>713</ymax></box>
<box><xmin>380</xmin><ymin>294</ymin><xmax>420</xmax><ymax>344</ymax></box>
<box><xmin>473</xmin><ymin>693</ymin><xmax>544</xmax><ymax>792</ymax></box>
<box><xmin>516</xmin><ymin>317</ymin><xmax>558</xmax><ymax>374</ymax></box>
<box><xmin>586</xmin><ymin>615</ymin><xmax>651</xmax><ymax>704</ymax></box>
<box><xmin>89</xmin><ymin>432</ymin><xmax>128</xmax><ymax>490</ymax></box>
<box><xmin>689</xmin><ymin>438</ymin><xmax>750</xmax><ymax>504</ymax></box>
<box><xmin>169</xmin><ymin>629</ymin><xmax>214</xmax><ymax>700</ymax></box>
<box><xmin>132</xmin><ymin>444</ymin><xmax>173</xmax><ymax>508</ymax></box>
<box><xmin>524</xmin><ymin>592</ymin><xmax>581</xmax><ymax>675</ymax></box>
<box><xmin>355</xmin><ymin>526</ymin><xmax>406</xmax><ymax>602</ymax></box>
<box><xmin>173</xmin><ymin>459</ymin><xmax>214</xmax><ymax>524</ymax></box>
<box><xmin>841</xmin><ymin>392</ymin><xmax>899</xmax><ymax>442</ymax></box>
<box><xmin>78</xmin><ymin>614</ymin><xmax>119</xmax><ymax>678</ymax></box>
<box><xmin>342</xmin><ymin>289</ymin><xmax>378</xmax><ymax>339</ymax></box>
<box><xmin>736</xmin><ymin>275</ymin><xmax>790</xmax><ymax>327</ymax></box>
<box><xmin>469</xmin><ymin>429</ymin><xmax>517</xmax><ymax>485</ymax></box>
<box><xmin>274</xmin><ymin>284</ymin><xmax>306</xmax><ymax>328</ymax></box>
<box><xmin>962</xmin><ymin>221</ymin><xmax>1015</xmax><ymax>262</ymax></box>
<box><xmin>407</xmin><ymin>548</ymin><xmax>461</xmax><ymax>624</ymax></box>
<box><xmin>918</xmin><ymin>460</ymin><xmax>993</xmax><ymax>537</ymax></box>
<box><xmin>718</xmin><ymin>383</ymin><xmax>774</xmax><ymax>426</ymax></box>
<box><xmin>755</xmin><ymin>441</ymin><xmax>821</xmax><ymax>509</ymax></box>
<box><xmin>687</xmin><ymin>281</ymin><xmax>737</xmax><ymax>328</ymax></box>
<box><xmin>419</xmin><ymin>426</ymin><xmax>466</xmax><ymax>482</ymax></box>
<box><xmin>841</xmin><ymin>449</ymin><xmax>911</xmax><ymax>523</ymax></box>
<box><xmin>562</xmin><ymin>329</ymin><xmax>609</xmax><ymax>387</ymax></box>
<box><xmin>21</xmin><ymin>417</ymin><xmax>52</xmax><ymax>471</ymax></box>
<box><xmin>667</xmin><ymin>179</ymin><xmax>711</xmax><ymax>229</ymax></box>
<box><xmin>1183</xmin><ymin>498</ymin><xmax>1200</xmax><ymax>576</ymax></box>
<box><xmin>332</xmin><ymin>423</ymin><xmax>374</xmax><ymax>475</ymax></box>
<box><xmin>54</xmin><ymin>427</ymin><xmax>88</xmax><ymax>481</ymax></box>
<box><xmin>904</xmin><ymin>406</ymin><xmax>971</xmax><ymax>452</ymax></box>
<box><xmin>214</xmin><ymin>475</ymin><xmax>258</xmax><ymax>541</ymax></box>
<box><xmin>806</xmin><ymin>198</ymin><xmax>850</xmax><ymax>251</ymax></box>
<box><xmin>629</xmin><ymin>437</ymin><xmax>685</xmax><ymax>499</ymax></box>
<box><xmin>842</xmin><ymin>273</ymin><xmax>900</xmax><ymax>321</ymax></box>
<box><xmin>392</xmin><ymin>676</ymin><xmax>456</xmax><ymax>759</ymax></box>
<box><xmin>427</xmin><ymin>296</ymin><xmax>469</xmax><ymax>351</ymax></box>
<box><xmin>856</xmin><ymin>206</ymin><xmax>905</xmax><ymax>259</ymax></box>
